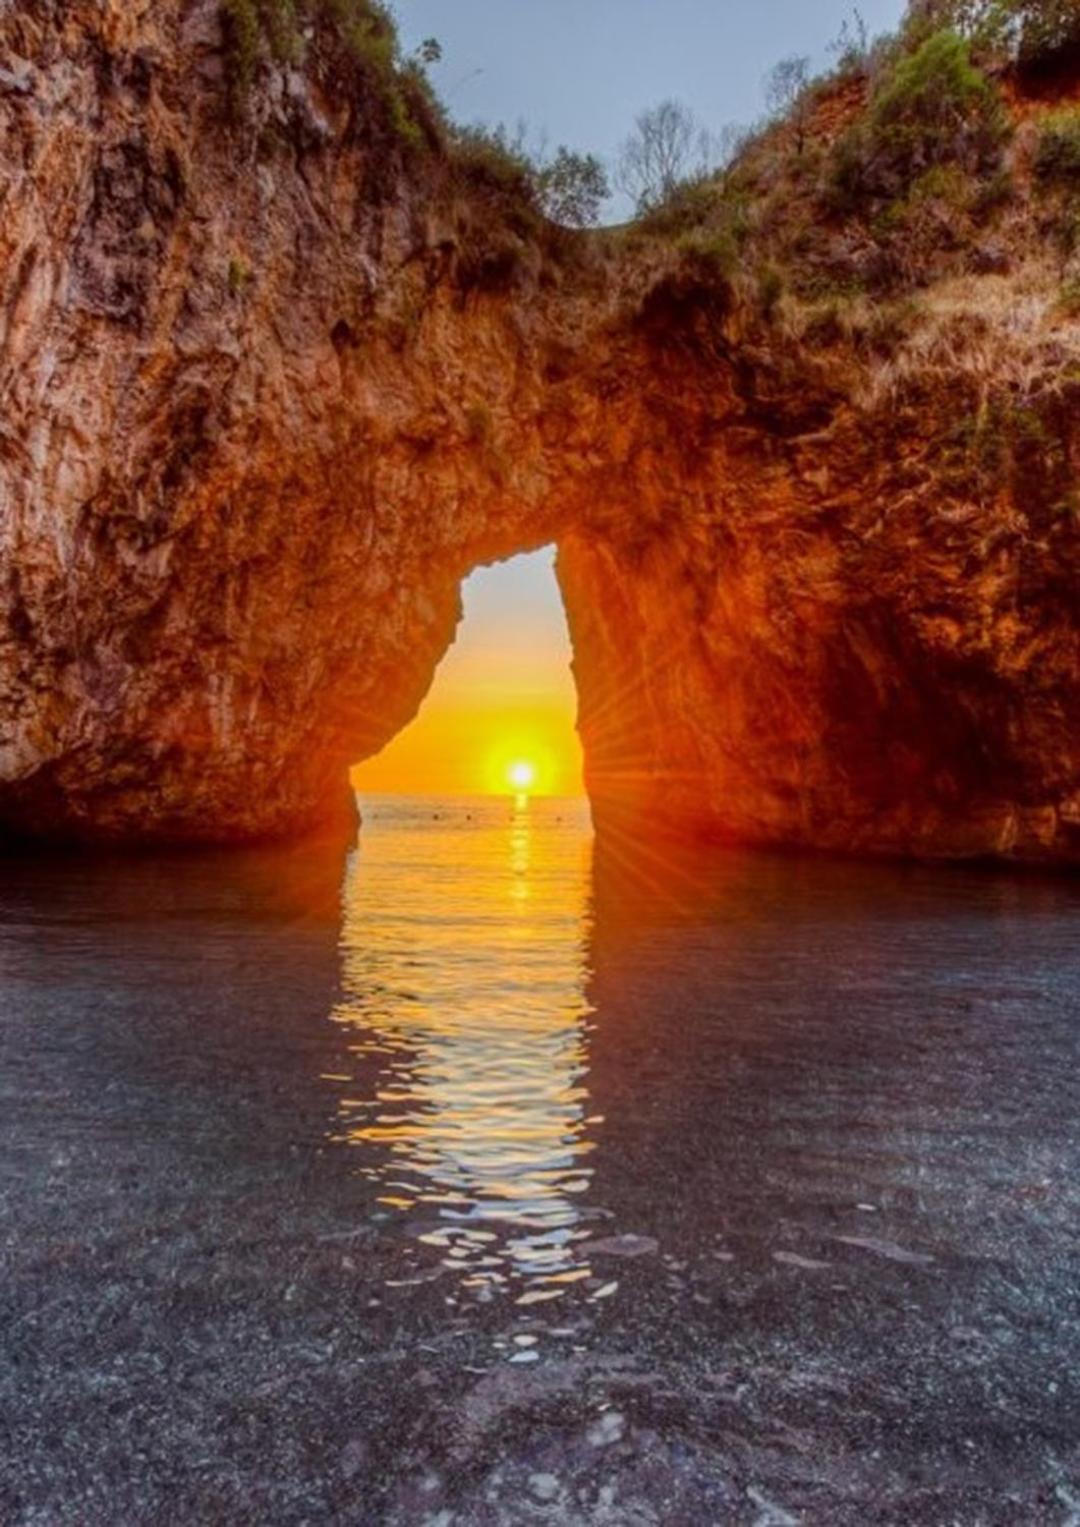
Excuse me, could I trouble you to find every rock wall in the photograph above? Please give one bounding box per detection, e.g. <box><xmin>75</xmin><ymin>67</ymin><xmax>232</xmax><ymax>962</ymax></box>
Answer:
<box><xmin>2</xmin><ymin>0</ymin><xmax>1079</xmax><ymax>860</ymax></box>
<box><xmin>0</xmin><ymin>0</ymin><xmax>602</xmax><ymax>840</ymax></box>
<box><xmin>559</xmin><ymin>283</ymin><xmax>1080</xmax><ymax>860</ymax></box>
<box><xmin>561</xmin><ymin>414</ymin><xmax>1080</xmax><ymax>861</ymax></box>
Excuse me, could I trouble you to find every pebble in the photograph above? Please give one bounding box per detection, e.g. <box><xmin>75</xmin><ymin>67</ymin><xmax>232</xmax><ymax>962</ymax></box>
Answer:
<box><xmin>528</xmin><ymin>1473</ymin><xmax>560</xmax><ymax>1502</ymax></box>
<box><xmin>773</xmin><ymin>1251</ymin><xmax>830</xmax><ymax>1270</ymax></box>
<box><xmin>587</xmin><ymin>1410</ymin><xmax>626</xmax><ymax>1447</ymax></box>
<box><xmin>834</xmin><ymin>1235</ymin><xmax>934</xmax><ymax>1265</ymax></box>
<box><xmin>509</xmin><ymin>1350</ymin><xmax>539</xmax><ymax>1364</ymax></box>
<box><xmin>746</xmin><ymin>1486</ymin><xmax>798</xmax><ymax>1525</ymax></box>
<box><xmin>582</xmin><ymin>1233</ymin><xmax>659</xmax><ymax>1258</ymax></box>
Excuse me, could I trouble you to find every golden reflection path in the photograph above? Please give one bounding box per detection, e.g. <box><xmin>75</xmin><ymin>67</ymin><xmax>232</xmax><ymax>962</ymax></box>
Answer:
<box><xmin>330</xmin><ymin>794</ymin><xmax>601</xmax><ymax>1301</ymax></box>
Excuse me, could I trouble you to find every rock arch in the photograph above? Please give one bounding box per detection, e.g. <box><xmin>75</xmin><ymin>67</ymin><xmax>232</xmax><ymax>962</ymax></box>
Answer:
<box><xmin>1</xmin><ymin>0</ymin><xmax>1078</xmax><ymax>861</ymax></box>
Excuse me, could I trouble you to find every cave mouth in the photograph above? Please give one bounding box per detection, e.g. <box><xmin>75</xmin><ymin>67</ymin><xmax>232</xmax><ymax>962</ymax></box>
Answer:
<box><xmin>350</xmin><ymin>546</ymin><xmax>585</xmax><ymax>803</ymax></box>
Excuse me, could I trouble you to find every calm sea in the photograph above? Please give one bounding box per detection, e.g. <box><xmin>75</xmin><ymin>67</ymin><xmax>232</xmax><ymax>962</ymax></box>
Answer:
<box><xmin>3</xmin><ymin>793</ymin><xmax>1080</xmax><ymax>1522</ymax></box>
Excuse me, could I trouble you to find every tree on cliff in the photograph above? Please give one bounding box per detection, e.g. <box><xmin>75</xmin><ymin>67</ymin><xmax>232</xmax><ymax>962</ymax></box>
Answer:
<box><xmin>615</xmin><ymin>100</ymin><xmax>715</xmax><ymax>213</ymax></box>
<box><xmin>536</xmin><ymin>148</ymin><xmax>610</xmax><ymax>227</ymax></box>
<box><xmin>765</xmin><ymin>56</ymin><xmax>813</xmax><ymax>155</ymax></box>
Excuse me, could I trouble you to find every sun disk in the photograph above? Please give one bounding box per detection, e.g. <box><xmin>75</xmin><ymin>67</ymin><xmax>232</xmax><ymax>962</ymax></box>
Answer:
<box><xmin>507</xmin><ymin>760</ymin><xmax>537</xmax><ymax>792</ymax></box>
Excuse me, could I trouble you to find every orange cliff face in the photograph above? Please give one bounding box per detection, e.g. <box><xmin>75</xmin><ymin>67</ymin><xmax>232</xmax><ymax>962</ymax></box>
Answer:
<box><xmin>1</xmin><ymin>0</ymin><xmax>1080</xmax><ymax>860</ymax></box>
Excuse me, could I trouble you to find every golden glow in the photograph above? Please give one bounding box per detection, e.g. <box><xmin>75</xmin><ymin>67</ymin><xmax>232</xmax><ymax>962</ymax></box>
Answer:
<box><xmin>507</xmin><ymin>760</ymin><xmax>537</xmax><ymax>792</ymax></box>
<box><xmin>330</xmin><ymin>796</ymin><xmax>598</xmax><ymax>1299</ymax></box>
<box><xmin>352</xmin><ymin>550</ymin><xmax>584</xmax><ymax>797</ymax></box>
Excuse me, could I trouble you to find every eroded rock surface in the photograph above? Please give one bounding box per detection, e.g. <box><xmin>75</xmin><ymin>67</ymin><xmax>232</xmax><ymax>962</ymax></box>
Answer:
<box><xmin>2</xmin><ymin>0</ymin><xmax>1079</xmax><ymax>858</ymax></box>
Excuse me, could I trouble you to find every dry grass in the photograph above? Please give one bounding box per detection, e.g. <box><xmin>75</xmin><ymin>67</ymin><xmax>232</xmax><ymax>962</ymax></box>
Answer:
<box><xmin>853</xmin><ymin>265</ymin><xmax>1080</xmax><ymax>407</ymax></box>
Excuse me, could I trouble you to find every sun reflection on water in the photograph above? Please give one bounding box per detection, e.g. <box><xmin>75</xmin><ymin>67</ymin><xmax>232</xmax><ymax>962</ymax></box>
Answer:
<box><xmin>329</xmin><ymin>794</ymin><xmax>600</xmax><ymax>1301</ymax></box>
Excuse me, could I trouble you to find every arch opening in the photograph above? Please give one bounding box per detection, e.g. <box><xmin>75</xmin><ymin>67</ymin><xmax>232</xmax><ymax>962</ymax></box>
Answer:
<box><xmin>350</xmin><ymin>546</ymin><xmax>585</xmax><ymax>805</ymax></box>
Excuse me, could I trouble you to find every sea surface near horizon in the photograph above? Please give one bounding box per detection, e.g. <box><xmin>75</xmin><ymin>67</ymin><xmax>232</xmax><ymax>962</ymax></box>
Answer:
<box><xmin>2</xmin><ymin>792</ymin><xmax>1080</xmax><ymax>1523</ymax></box>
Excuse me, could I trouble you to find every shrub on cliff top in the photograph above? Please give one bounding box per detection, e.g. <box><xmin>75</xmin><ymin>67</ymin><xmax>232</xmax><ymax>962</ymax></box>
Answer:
<box><xmin>223</xmin><ymin>0</ymin><xmax>398</xmax><ymax>81</ymax></box>
<box><xmin>635</xmin><ymin>175</ymin><xmax>728</xmax><ymax>237</ymax></box>
<box><xmin>904</xmin><ymin>1</ymin><xmax>1080</xmax><ymax>69</ymax></box>
<box><xmin>673</xmin><ymin>225</ymin><xmax>742</xmax><ymax>283</ymax></box>
<box><xmin>450</xmin><ymin>123</ymin><xmax>538</xmax><ymax>204</ymax></box>
<box><xmin>829</xmin><ymin>30</ymin><xmax>1007</xmax><ymax>207</ymax></box>
<box><xmin>323</xmin><ymin>0</ymin><xmax>397</xmax><ymax>74</ymax></box>
<box><xmin>220</xmin><ymin>0</ymin><xmax>438</xmax><ymax>148</ymax></box>
<box><xmin>450</xmin><ymin>127</ymin><xmax>611</xmax><ymax>230</ymax></box>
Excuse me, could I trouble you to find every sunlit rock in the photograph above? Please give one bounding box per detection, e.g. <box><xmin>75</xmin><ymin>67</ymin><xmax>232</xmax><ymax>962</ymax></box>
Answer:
<box><xmin>2</xmin><ymin>0</ymin><xmax>1079</xmax><ymax>861</ymax></box>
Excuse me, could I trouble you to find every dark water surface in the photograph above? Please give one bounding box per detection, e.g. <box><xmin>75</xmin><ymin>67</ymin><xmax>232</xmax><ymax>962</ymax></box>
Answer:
<box><xmin>2</xmin><ymin>795</ymin><xmax>1080</xmax><ymax>1524</ymax></box>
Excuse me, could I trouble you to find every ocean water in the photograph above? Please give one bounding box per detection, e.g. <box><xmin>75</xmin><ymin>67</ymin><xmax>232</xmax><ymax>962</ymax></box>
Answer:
<box><xmin>331</xmin><ymin>796</ymin><xmax>597</xmax><ymax>1299</ymax></box>
<box><xmin>3</xmin><ymin>794</ymin><xmax>1080</xmax><ymax>1523</ymax></box>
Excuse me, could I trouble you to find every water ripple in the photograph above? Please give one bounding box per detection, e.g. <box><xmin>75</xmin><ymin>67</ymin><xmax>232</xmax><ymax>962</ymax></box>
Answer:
<box><xmin>330</xmin><ymin>794</ymin><xmax>599</xmax><ymax>1300</ymax></box>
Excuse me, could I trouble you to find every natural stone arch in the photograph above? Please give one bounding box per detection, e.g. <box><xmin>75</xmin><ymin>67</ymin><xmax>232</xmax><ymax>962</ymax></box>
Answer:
<box><xmin>2</xmin><ymin>0</ymin><xmax>1079</xmax><ymax>861</ymax></box>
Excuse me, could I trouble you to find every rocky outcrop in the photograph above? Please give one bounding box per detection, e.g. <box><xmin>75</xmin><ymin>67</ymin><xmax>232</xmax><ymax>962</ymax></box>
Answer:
<box><xmin>2</xmin><ymin>0</ymin><xmax>1079</xmax><ymax>859</ymax></box>
<box><xmin>0</xmin><ymin>0</ymin><xmax>585</xmax><ymax>840</ymax></box>
<box><xmin>560</xmin><ymin>394</ymin><xmax>1080</xmax><ymax>860</ymax></box>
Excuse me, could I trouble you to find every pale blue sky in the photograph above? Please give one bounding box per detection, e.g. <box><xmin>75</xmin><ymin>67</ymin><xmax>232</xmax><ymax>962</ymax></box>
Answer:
<box><xmin>396</xmin><ymin>0</ymin><xmax>907</xmax><ymax>190</ymax></box>
<box><xmin>456</xmin><ymin>548</ymin><xmax>570</xmax><ymax>670</ymax></box>
<box><xmin>393</xmin><ymin>0</ymin><xmax>908</xmax><ymax>651</ymax></box>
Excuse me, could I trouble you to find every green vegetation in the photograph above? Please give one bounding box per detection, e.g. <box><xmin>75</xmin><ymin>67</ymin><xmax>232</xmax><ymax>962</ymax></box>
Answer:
<box><xmin>216</xmin><ymin>0</ymin><xmax>1080</xmax><ymax>375</ymax></box>
<box><xmin>937</xmin><ymin>391</ymin><xmax>1074</xmax><ymax>505</ymax></box>
<box><xmin>1013</xmin><ymin>0</ymin><xmax>1080</xmax><ymax>65</ymax></box>
<box><xmin>324</xmin><ymin>0</ymin><xmax>395</xmax><ymax>73</ymax></box>
<box><xmin>757</xmin><ymin>263</ymin><xmax>785</xmax><ymax>319</ymax></box>
<box><xmin>636</xmin><ymin>177</ymin><xmax>734</xmax><ymax>238</ymax></box>
<box><xmin>450</xmin><ymin>124</ymin><xmax>536</xmax><ymax>199</ymax></box>
<box><xmin>218</xmin><ymin>0</ymin><xmax>608</xmax><ymax>232</ymax></box>
<box><xmin>625</xmin><ymin>8</ymin><xmax>1027</xmax><ymax>326</ymax></box>
<box><xmin>220</xmin><ymin>0</ymin><xmax>262</xmax><ymax>98</ymax></box>
<box><xmin>227</xmin><ymin>255</ymin><xmax>253</xmax><ymax>295</ymax></box>
<box><xmin>220</xmin><ymin>0</ymin><xmax>439</xmax><ymax>149</ymax></box>
<box><xmin>905</xmin><ymin>1</ymin><xmax>1080</xmax><ymax>68</ymax></box>
<box><xmin>968</xmin><ymin>165</ymin><xmax>1015</xmax><ymax>217</ymax></box>
<box><xmin>872</xmin><ymin>31</ymin><xmax>1004</xmax><ymax>169</ymax></box>
<box><xmin>876</xmin><ymin>162</ymin><xmax>972</xmax><ymax>224</ymax></box>
<box><xmin>535</xmin><ymin>149</ymin><xmax>610</xmax><ymax>229</ymax></box>
<box><xmin>222</xmin><ymin>0</ymin><xmax>395</xmax><ymax>82</ymax></box>
<box><xmin>1034</xmin><ymin>111</ymin><xmax>1080</xmax><ymax>186</ymax></box>
<box><xmin>221</xmin><ymin>0</ymin><xmax>315</xmax><ymax>95</ymax></box>
<box><xmin>672</xmin><ymin>226</ymin><xmax>741</xmax><ymax>284</ymax></box>
<box><xmin>831</xmin><ymin>31</ymin><xmax>1007</xmax><ymax>206</ymax></box>
<box><xmin>449</xmin><ymin>126</ymin><xmax>610</xmax><ymax>229</ymax></box>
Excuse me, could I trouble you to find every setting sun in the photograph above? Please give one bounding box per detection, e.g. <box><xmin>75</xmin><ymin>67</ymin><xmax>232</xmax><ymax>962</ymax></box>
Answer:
<box><xmin>507</xmin><ymin>760</ymin><xmax>537</xmax><ymax>792</ymax></box>
<box><xmin>350</xmin><ymin>550</ymin><xmax>584</xmax><ymax>799</ymax></box>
